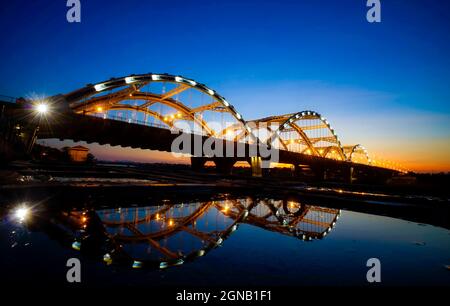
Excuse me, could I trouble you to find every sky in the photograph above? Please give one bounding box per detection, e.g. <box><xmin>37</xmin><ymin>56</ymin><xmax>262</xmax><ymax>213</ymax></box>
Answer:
<box><xmin>0</xmin><ymin>0</ymin><xmax>449</xmax><ymax>172</ymax></box>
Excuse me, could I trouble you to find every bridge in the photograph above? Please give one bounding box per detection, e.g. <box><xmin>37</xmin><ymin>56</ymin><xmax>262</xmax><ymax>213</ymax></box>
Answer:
<box><xmin>0</xmin><ymin>73</ymin><xmax>402</xmax><ymax>183</ymax></box>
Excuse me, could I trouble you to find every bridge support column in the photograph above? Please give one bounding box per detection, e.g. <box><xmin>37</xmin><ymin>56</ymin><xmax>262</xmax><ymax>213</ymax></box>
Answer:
<box><xmin>311</xmin><ymin>166</ymin><xmax>327</xmax><ymax>181</ymax></box>
<box><xmin>214</xmin><ymin>158</ymin><xmax>236</xmax><ymax>175</ymax></box>
<box><xmin>290</xmin><ymin>165</ymin><xmax>296</xmax><ymax>177</ymax></box>
<box><xmin>293</xmin><ymin>165</ymin><xmax>303</xmax><ymax>177</ymax></box>
<box><xmin>250</xmin><ymin>156</ymin><xmax>262</xmax><ymax>177</ymax></box>
<box><xmin>346</xmin><ymin>166</ymin><xmax>355</xmax><ymax>184</ymax></box>
<box><xmin>191</xmin><ymin>157</ymin><xmax>206</xmax><ymax>171</ymax></box>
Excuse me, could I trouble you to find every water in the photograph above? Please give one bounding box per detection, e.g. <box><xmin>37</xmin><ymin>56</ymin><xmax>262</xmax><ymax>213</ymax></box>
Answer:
<box><xmin>1</xmin><ymin>194</ymin><xmax>449</xmax><ymax>287</ymax></box>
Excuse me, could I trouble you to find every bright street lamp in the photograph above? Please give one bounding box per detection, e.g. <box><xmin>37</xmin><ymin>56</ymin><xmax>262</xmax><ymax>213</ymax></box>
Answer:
<box><xmin>35</xmin><ymin>103</ymin><xmax>49</xmax><ymax>115</ymax></box>
<box><xmin>13</xmin><ymin>205</ymin><xmax>31</xmax><ymax>223</ymax></box>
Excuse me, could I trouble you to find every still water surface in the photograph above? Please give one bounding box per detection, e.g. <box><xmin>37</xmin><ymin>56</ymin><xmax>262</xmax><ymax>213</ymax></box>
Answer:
<box><xmin>1</xmin><ymin>195</ymin><xmax>449</xmax><ymax>286</ymax></box>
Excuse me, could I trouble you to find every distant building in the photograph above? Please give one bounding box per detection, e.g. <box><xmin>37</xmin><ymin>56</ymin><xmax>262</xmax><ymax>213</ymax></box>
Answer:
<box><xmin>67</xmin><ymin>145</ymin><xmax>89</xmax><ymax>162</ymax></box>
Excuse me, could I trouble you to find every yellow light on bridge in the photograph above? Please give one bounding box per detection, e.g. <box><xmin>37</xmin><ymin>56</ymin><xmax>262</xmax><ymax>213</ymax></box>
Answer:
<box><xmin>177</xmin><ymin>113</ymin><xmax>182</xmax><ymax>118</ymax></box>
<box><xmin>288</xmin><ymin>201</ymin><xmax>298</xmax><ymax>209</ymax></box>
<box><xmin>269</xmin><ymin>162</ymin><xmax>294</xmax><ymax>169</ymax></box>
<box><xmin>168</xmin><ymin>219</ymin><xmax>174</xmax><ymax>227</ymax></box>
<box><xmin>151</xmin><ymin>74</ymin><xmax>162</xmax><ymax>81</ymax></box>
<box><xmin>96</xmin><ymin>106</ymin><xmax>103</xmax><ymax>112</ymax></box>
<box><xmin>305</xmin><ymin>149</ymin><xmax>311</xmax><ymax>155</ymax></box>
<box><xmin>94</xmin><ymin>83</ymin><xmax>107</xmax><ymax>92</ymax></box>
<box><xmin>125</xmin><ymin>76</ymin><xmax>137</xmax><ymax>84</ymax></box>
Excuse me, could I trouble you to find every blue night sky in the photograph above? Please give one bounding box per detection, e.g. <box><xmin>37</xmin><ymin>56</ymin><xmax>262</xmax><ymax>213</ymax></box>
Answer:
<box><xmin>0</xmin><ymin>0</ymin><xmax>449</xmax><ymax>171</ymax></box>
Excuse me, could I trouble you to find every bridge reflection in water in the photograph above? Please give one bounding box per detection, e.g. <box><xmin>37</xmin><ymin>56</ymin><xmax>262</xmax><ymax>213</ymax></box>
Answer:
<box><xmin>48</xmin><ymin>198</ymin><xmax>340</xmax><ymax>270</ymax></box>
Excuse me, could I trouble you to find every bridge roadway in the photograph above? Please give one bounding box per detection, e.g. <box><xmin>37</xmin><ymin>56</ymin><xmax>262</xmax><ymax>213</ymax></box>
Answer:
<box><xmin>2</xmin><ymin>102</ymin><xmax>397</xmax><ymax>183</ymax></box>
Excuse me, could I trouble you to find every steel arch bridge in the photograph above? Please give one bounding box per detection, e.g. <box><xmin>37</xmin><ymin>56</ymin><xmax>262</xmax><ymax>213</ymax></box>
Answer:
<box><xmin>0</xmin><ymin>72</ymin><xmax>408</xmax><ymax>176</ymax></box>
<box><xmin>60</xmin><ymin>73</ymin><xmax>372</xmax><ymax>166</ymax></box>
<box><xmin>44</xmin><ymin>198</ymin><xmax>340</xmax><ymax>270</ymax></box>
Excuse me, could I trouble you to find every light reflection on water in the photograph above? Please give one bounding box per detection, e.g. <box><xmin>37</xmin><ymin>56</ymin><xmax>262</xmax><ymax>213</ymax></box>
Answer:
<box><xmin>1</xmin><ymin>195</ymin><xmax>449</xmax><ymax>286</ymax></box>
<box><xmin>93</xmin><ymin>199</ymin><xmax>339</xmax><ymax>269</ymax></box>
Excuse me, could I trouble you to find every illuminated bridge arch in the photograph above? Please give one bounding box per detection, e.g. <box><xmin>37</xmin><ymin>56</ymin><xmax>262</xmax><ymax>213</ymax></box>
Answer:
<box><xmin>249</xmin><ymin>111</ymin><xmax>347</xmax><ymax>161</ymax></box>
<box><xmin>275</xmin><ymin>111</ymin><xmax>347</xmax><ymax>160</ymax></box>
<box><xmin>344</xmin><ymin>144</ymin><xmax>372</xmax><ymax>165</ymax></box>
<box><xmin>64</xmin><ymin>73</ymin><xmax>255</xmax><ymax>142</ymax></box>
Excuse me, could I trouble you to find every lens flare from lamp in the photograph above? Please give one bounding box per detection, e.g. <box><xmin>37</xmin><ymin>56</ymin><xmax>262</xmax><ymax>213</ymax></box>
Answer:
<box><xmin>35</xmin><ymin>103</ymin><xmax>49</xmax><ymax>114</ymax></box>
<box><xmin>13</xmin><ymin>206</ymin><xmax>30</xmax><ymax>222</ymax></box>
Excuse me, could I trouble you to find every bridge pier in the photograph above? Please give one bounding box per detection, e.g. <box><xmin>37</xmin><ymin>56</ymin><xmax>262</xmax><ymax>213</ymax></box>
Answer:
<box><xmin>191</xmin><ymin>157</ymin><xmax>206</xmax><ymax>171</ymax></box>
<box><xmin>214</xmin><ymin>158</ymin><xmax>236</xmax><ymax>175</ymax></box>
<box><xmin>249</xmin><ymin>156</ymin><xmax>262</xmax><ymax>177</ymax></box>
<box><xmin>191</xmin><ymin>157</ymin><xmax>240</xmax><ymax>175</ymax></box>
<box><xmin>347</xmin><ymin>166</ymin><xmax>355</xmax><ymax>184</ymax></box>
<box><xmin>293</xmin><ymin>165</ymin><xmax>302</xmax><ymax>177</ymax></box>
<box><xmin>192</xmin><ymin>156</ymin><xmax>265</xmax><ymax>177</ymax></box>
<box><xmin>310</xmin><ymin>166</ymin><xmax>327</xmax><ymax>181</ymax></box>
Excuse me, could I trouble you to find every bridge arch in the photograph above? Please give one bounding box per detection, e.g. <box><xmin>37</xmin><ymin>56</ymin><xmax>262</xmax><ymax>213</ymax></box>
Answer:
<box><xmin>344</xmin><ymin>144</ymin><xmax>371</xmax><ymax>165</ymax></box>
<box><xmin>267</xmin><ymin>111</ymin><xmax>347</xmax><ymax>161</ymax></box>
<box><xmin>64</xmin><ymin>73</ymin><xmax>256</xmax><ymax>142</ymax></box>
